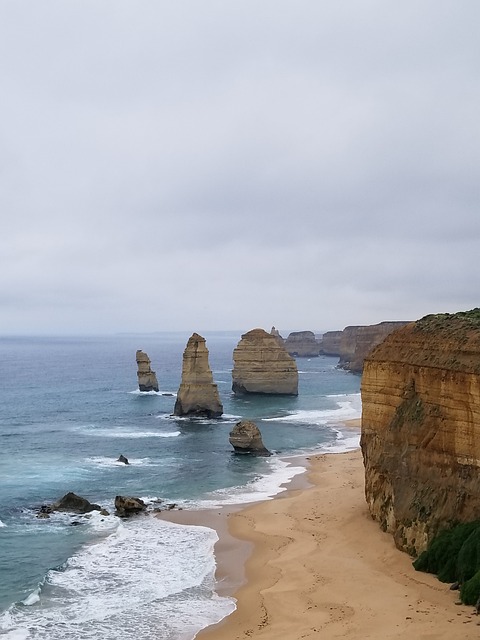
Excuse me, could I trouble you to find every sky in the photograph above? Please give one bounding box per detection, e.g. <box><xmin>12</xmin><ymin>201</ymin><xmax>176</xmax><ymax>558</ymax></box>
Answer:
<box><xmin>1</xmin><ymin>0</ymin><xmax>479</xmax><ymax>335</ymax></box>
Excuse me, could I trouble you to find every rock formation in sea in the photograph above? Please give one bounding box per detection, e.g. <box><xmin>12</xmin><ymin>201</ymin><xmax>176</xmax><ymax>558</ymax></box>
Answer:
<box><xmin>51</xmin><ymin>492</ymin><xmax>102</xmax><ymax>514</ymax></box>
<box><xmin>318</xmin><ymin>330</ymin><xmax>343</xmax><ymax>356</ymax></box>
<box><xmin>229</xmin><ymin>420</ymin><xmax>271</xmax><ymax>456</ymax></box>
<box><xmin>117</xmin><ymin>454</ymin><xmax>129</xmax><ymax>465</ymax></box>
<box><xmin>173</xmin><ymin>333</ymin><xmax>223</xmax><ymax>418</ymax></box>
<box><xmin>270</xmin><ymin>326</ymin><xmax>284</xmax><ymax>345</ymax></box>
<box><xmin>232</xmin><ymin>328</ymin><xmax>298</xmax><ymax>395</ymax></box>
<box><xmin>284</xmin><ymin>330</ymin><xmax>321</xmax><ymax>357</ymax></box>
<box><xmin>338</xmin><ymin>321</ymin><xmax>409</xmax><ymax>373</ymax></box>
<box><xmin>136</xmin><ymin>350</ymin><xmax>159</xmax><ymax>392</ymax></box>
<box><xmin>360</xmin><ymin>309</ymin><xmax>480</xmax><ymax>555</ymax></box>
<box><xmin>114</xmin><ymin>495</ymin><xmax>147</xmax><ymax>517</ymax></box>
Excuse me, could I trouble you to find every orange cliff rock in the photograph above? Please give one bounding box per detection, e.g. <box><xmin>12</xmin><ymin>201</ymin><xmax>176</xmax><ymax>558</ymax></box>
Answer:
<box><xmin>360</xmin><ymin>310</ymin><xmax>480</xmax><ymax>555</ymax></box>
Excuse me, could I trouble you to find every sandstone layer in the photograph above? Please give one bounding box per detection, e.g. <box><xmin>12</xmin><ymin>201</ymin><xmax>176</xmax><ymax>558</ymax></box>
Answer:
<box><xmin>318</xmin><ymin>330</ymin><xmax>342</xmax><ymax>356</ymax></box>
<box><xmin>338</xmin><ymin>321</ymin><xmax>409</xmax><ymax>373</ymax></box>
<box><xmin>174</xmin><ymin>333</ymin><xmax>223</xmax><ymax>418</ymax></box>
<box><xmin>229</xmin><ymin>420</ymin><xmax>271</xmax><ymax>456</ymax></box>
<box><xmin>136</xmin><ymin>349</ymin><xmax>159</xmax><ymax>392</ymax></box>
<box><xmin>284</xmin><ymin>330</ymin><xmax>320</xmax><ymax>357</ymax></box>
<box><xmin>361</xmin><ymin>310</ymin><xmax>480</xmax><ymax>555</ymax></box>
<box><xmin>232</xmin><ymin>328</ymin><xmax>298</xmax><ymax>395</ymax></box>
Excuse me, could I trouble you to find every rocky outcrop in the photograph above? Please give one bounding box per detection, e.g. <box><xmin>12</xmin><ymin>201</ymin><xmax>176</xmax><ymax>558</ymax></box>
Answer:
<box><xmin>319</xmin><ymin>330</ymin><xmax>343</xmax><ymax>356</ymax></box>
<box><xmin>270</xmin><ymin>326</ymin><xmax>284</xmax><ymax>345</ymax></box>
<box><xmin>114</xmin><ymin>495</ymin><xmax>147</xmax><ymax>517</ymax></box>
<box><xmin>338</xmin><ymin>322</ymin><xmax>409</xmax><ymax>373</ymax></box>
<box><xmin>232</xmin><ymin>328</ymin><xmax>298</xmax><ymax>395</ymax></box>
<box><xmin>360</xmin><ymin>309</ymin><xmax>480</xmax><ymax>556</ymax></box>
<box><xmin>174</xmin><ymin>333</ymin><xmax>223</xmax><ymax>418</ymax></box>
<box><xmin>51</xmin><ymin>492</ymin><xmax>102</xmax><ymax>514</ymax></box>
<box><xmin>229</xmin><ymin>420</ymin><xmax>271</xmax><ymax>456</ymax></box>
<box><xmin>284</xmin><ymin>330</ymin><xmax>320</xmax><ymax>357</ymax></box>
<box><xmin>136</xmin><ymin>350</ymin><xmax>159</xmax><ymax>392</ymax></box>
<box><xmin>117</xmin><ymin>454</ymin><xmax>129</xmax><ymax>465</ymax></box>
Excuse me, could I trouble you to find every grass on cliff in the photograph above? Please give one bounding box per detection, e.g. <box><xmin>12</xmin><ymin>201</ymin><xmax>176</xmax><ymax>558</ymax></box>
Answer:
<box><xmin>415</xmin><ymin>308</ymin><xmax>480</xmax><ymax>334</ymax></box>
<box><xmin>413</xmin><ymin>521</ymin><xmax>480</xmax><ymax>605</ymax></box>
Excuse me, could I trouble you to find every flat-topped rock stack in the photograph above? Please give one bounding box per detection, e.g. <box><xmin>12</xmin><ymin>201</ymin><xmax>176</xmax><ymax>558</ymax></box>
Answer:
<box><xmin>174</xmin><ymin>333</ymin><xmax>223</xmax><ymax>418</ymax></box>
<box><xmin>136</xmin><ymin>350</ymin><xmax>159</xmax><ymax>392</ymax></box>
<box><xmin>284</xmin><ymin>330</ymin><xmax>320</xmax><ymax>357</ymax></box>
<box><xmin>232</xmin><ymin>328</ymin><xmax>298</xmax><ymax>395</ymax></box>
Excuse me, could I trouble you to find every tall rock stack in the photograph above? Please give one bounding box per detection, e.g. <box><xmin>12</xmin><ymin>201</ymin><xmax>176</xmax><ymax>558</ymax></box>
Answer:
<box><xmin>136</xmin><ymin>350</ymin><xmax>159</xmax><ymax>392</ymax></box>
<box><xmin>232</xmin><ymin>328</ymin><xmax>298</xmax><ymax>395</ymax></box>
<box><xmin>174</xmin><ymin>333</ymin><xmax>223</xmax><ymax>418</ymax></box>
<box><xmin>361</xmin><ymin>309</ymin><xmax>480</xmax><ymax>555</ymax></box>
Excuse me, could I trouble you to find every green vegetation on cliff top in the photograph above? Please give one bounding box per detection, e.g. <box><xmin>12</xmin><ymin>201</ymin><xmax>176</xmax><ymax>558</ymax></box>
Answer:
<box><xmin>413</xmin><ymin>521</ymin><xmax>480</xmax><ymax>605</ymax></box>
<box><xmin>415</xmin><ymin>308</ymin><xmax>480</xmax><ymax>334</ymax></box>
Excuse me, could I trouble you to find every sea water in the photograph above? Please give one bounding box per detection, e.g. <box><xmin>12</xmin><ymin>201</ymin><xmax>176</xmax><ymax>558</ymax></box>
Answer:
<box><xmin>0</xmin><ymin>332</ymin><xmax>361</xmax><ymax>639</ymax></box>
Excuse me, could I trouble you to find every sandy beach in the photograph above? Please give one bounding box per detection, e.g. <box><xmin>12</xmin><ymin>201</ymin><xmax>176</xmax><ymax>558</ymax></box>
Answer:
<box><xmin>161</xmin><ymin>443</ymin><xmax>479</xmax><ymax>639</ymax></box>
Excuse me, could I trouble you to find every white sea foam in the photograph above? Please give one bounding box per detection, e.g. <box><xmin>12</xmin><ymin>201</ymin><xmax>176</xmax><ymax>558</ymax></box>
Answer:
<box><xmin>0</xmin><ymin>518</ymin><xmax>6</xmax><ymax>528</ymax></box>
<box><xmin>87</xmin><ymin>428</ymin><xmax>181</xmax><ymax>439</ymax></box>
<box><xmin>84</xmin><ymin>456</ymin><xmax>159</xmax><ymax>467</ymax></box>
<box><xmin>0</xmin><ymin>516</ymin><xmax>235</xmax><ymax>640</ymax></box>
<box><xmin>185</xmin><ymin>458</ymin><xmax>306</xmax><ymax>509</ymax></box>
<box><xmin>128</xmin><ymin>389</ymin><xmax>177</xmax><ymax>397</ymax></box>
<box><xmin>262</xmin><ymin>393</ymin><xmax>361</xmax><ymax>427</ymax></box>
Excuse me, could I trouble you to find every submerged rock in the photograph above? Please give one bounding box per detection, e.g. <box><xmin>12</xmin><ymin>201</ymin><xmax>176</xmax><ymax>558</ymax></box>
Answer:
<box><xmin>229</xmin><ymin>420</ymin><xmax>271</xmax><ymax>456</ymax></box>
<box><xmin>51</xmin><ymin>492</ymin><xmax>102</xmax><ymax>514</ymax></box>
<box><xmin>232</xmin><ymin>328</ymin><xmax>298</xmax><ymax>395</ymax></box>
<box><xmin>136</xmin><ymin>350</ymin><xmax>159</xmax><ymax>392</ymax></box>
<box><xmin>174</xmin><ymin>333</ymin><xmax>223</xmax><ymax>418</ymax></box>
<box><xmin>114</xmin><ymin>495</ymin><xmax>147</xmax><ymax>517</ymax></box>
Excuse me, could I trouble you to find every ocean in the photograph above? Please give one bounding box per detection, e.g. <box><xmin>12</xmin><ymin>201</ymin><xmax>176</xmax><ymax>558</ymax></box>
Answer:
<box><xmin>0</xmin><ymin>332</ymin><xmax>361</xmax><ymax>639</ymax></box>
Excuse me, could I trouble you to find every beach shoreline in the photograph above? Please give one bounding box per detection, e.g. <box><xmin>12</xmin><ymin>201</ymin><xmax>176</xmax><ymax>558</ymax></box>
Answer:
<box><xmin>159</xmin><ymin>446</ymin><xmax>479</xmax><ymax>639</ymax></box>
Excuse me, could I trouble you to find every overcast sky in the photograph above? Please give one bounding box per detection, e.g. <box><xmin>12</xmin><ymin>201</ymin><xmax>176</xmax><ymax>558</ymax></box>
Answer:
<box><xmin>1</xmin><ymin>1</ymin><xmax>479</xmax><ymax>335</ymax></box>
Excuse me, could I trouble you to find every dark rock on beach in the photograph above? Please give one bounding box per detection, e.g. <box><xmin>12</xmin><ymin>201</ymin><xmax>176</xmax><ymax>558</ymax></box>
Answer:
<box><xmin>115</xmin><ymin>495</ymin><xmax>147</xmax><ymax>517</ymax></box>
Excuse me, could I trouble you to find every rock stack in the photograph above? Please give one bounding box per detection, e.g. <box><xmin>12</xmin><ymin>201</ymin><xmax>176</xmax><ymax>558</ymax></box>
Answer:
<box><xmin>232</xmin><ymin>328</ymin><xmax>298</xmax><ymax>395</ymax></box>
<box><xmin>229</xmin><ymin>420</ymin><xmax>271</xmax><ymax>456</ymax></box>
<box><xmin>284</xmin><ymin>330</ymin><xmax>320</xmax><ymax>357</ymax></box>
<box><xmin>174</xmin><ymin>333</ymin><xmax>223</xmax><ymax>418</ymax></box>
<box><xmin>136</xmin><ymin>350</ymin><xmax>159</xmax><ymax>392</ymax></box>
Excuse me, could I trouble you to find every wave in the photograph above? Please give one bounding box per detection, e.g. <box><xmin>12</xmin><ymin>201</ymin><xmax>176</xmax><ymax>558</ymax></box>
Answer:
<box><xmin>0</xmin><ymin>519</ymin><xmax>6</xmax><ymax>528</ymax></box>
<box><xmin>262</xmin><ymin>393</ymin><xmax>361</xmax><ymax>427</ymax></box>
<box><xmin>128</xmin><ymin>389</ymin><xmax>177</xmax><ymax>397</ymax></box>
<box><xmin>0</xmin><ymin>516</ymin><xmax>235</xmax><ymax>640</ymax></box>
<box><xmin>84</xmin><ymin>456</ymin><xmax>160</xmax><ymax>468</ymax></box>
<box><xmin>83</xmin><ymin>428</ymin><xmax>181</xmax><ymax>439</ymax></box>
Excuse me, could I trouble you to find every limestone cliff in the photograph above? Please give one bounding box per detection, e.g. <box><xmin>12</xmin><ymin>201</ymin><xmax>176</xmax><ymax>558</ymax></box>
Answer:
<box><xmin>338</xmin><ymin>321</ymin><xmax>409</xmax><ymax>373</ymax></box>
<box><xmin>361</xmin><ymin>309</ymin><xmax>480</xmax><ymax>555</ymax></box>
<box><xmin>284</xmin><ymin>331</ymin><xmax>320</xmax><ymax>357</ymax></box>
<box><xmin>232</xmin><ymin>328</ymin><xmax>298</xmax><ymax>395</ymax></box>
<box><xmin>136</xmin><ymin>350</ymin><xmax>159</xmax><ymax>392</ymax></box>
<box><xmin>319</xmin><ymin>330</ymin><xmax>342</xmax><ymax>356</ymax></box>
<box><xmin>174</xmin><ymin>333</ymin><xmax>223</xmax><ymax>418</ymax></box>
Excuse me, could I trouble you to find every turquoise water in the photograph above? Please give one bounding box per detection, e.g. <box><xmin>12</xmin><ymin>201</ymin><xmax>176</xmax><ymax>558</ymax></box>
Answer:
<box><xmin>0</xmin><ymin>332</ymin><xmax>361</xmax><ymax>639</ymax></box>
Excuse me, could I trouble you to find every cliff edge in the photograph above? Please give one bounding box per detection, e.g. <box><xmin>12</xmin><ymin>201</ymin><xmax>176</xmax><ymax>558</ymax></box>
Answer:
<box><xmin>360</xmin><ymin>309</ymin><xmax>480</xmax><ymax>555</ymax></box>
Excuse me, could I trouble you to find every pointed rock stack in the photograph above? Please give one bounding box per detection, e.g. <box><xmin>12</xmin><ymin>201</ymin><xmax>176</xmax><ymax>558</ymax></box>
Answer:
<box><xmin>232</xmin><ymin>328</ymin><xmax>298</xmax><ymax>395</ymax></box>
<box><xmin>136</xmin><ymin>350</ymin><xmax>159</xmax><ymax>392</ymax></box>
<box><xmin>174</xmin><ymin>333</ymin><xmax>223</xmax><ymax>418</ymax></box>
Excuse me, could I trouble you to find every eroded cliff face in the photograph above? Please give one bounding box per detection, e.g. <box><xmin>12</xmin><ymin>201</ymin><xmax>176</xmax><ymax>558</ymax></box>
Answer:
<box><xmin>338</xmin><ymin>322</ymin><xmax>409</xmax><ymax>373</ymax></box>
<box><xmin>361</xmin><ymin>310</ymin><xmax>480</xmax><ymax>555</ymax></box>
<box><xmin>284</xmin><ymin>331</ymin><xmax>320</xmax><ymax>357</ymax></box>
<box><xmin>232</xmin><ymin>328</ymin><xmax>298</xmax><ymax>395</ymax></box>
<box><xmin>319</xmin><ymin>331</ymin><xmax>342</xmax><ymax>356</ymax></box>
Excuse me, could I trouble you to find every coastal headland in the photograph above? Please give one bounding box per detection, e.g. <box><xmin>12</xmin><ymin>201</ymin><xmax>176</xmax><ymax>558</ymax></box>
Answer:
<box><xmin>160</xmin><ymin>445</ymin><xmax>478</xmax><ymax>639</ymax></box>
